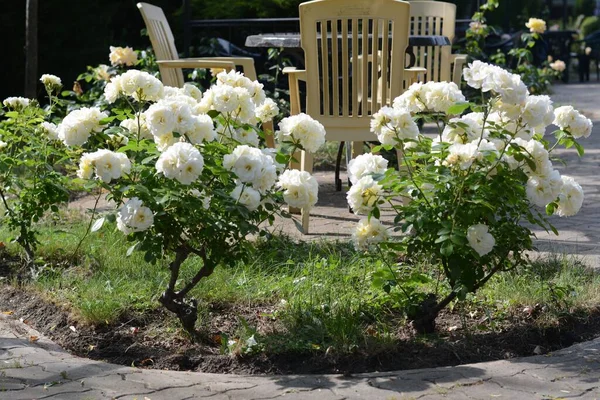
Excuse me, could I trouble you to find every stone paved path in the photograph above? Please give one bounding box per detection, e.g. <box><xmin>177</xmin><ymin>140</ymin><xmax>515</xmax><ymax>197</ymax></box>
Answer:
<box><xmin>1</xmin><ymin>314</ymin><xmax>599</xmax><ymax>400</ymax></box>
<box><xmin>2</xmin><ymin>82</ymin><xmax>600</xmax><ymax>399</ymax></box>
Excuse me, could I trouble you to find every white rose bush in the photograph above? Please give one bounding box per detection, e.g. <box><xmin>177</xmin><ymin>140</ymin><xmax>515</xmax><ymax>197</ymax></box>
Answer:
<box><xmin>350</xmin><ymin>61</ymin><xmax>592</xmax><ymax>333</ymax></box>
<box><xmin>1</xmin><ymin>69</ymin><xmax>324</xmax><ymax>336</ymax></box>
<box><xmin>0</xmin><ymin>77</ymin><xmax>70</xmax><ymax>263</ymax></box>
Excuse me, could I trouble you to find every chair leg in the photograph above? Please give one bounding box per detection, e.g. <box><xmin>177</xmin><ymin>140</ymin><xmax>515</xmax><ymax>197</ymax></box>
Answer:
<box><xmin>301</xmin><ymin>150</ymin><xmax>314</xmax><ymax>234</ymax></box>
<box><xmin>262</xmin><ymin>121</ymin><xmax>275</xmax><ymax>148</ymax></box>
<box><xmin>335</xmin><ymin>142</ymin><xmax>344</xmax><ymax>192</ymax></box>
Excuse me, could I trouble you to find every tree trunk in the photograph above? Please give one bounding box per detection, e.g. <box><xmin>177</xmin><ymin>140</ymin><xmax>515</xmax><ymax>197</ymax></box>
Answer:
<box><xmin>25</xmin><ymin>0</ymin><xmax>38</xmax><ymax>98</ymax></box>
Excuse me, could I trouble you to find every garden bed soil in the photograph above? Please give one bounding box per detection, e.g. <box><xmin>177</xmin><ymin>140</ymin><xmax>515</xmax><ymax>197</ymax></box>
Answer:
<box><xmin>1</xmin><ymin>285</ymin><xmax>599</xmax><ymax>375</ymax></box>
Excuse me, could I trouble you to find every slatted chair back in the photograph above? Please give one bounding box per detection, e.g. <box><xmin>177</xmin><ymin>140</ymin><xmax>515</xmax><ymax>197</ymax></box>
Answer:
<box><xmin>299</xmin><ymin>0</ymin><xmax>412</xmax><ymax>142</ymax></box>
<box><xmin>137</xmin><ymin>2</ymin><xmax>185</xmax><ymax>87</ymax></box>
<box><xmin>409</xmin><ymin>1</ymin><xmax>457</xmax><ymax>83</ymax></box>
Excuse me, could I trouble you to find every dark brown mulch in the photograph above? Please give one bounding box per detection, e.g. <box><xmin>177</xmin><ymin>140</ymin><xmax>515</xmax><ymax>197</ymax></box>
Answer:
<box><xmin>1</xmin><ymin>284</ymin><xmax>599</xmax><ymax>375</ymax></box>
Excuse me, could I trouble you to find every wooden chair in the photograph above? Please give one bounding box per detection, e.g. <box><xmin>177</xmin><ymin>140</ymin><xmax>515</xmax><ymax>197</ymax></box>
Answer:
<box><xmin>284</xmin><ymin>0</ymin><xmax>425</xmax><ymax>234</ymax></box>
<box><xmin>408</xmin><ymin>1</ymin><xmax>467</xmax><ymax>85</ymax></box>
<box><xmin>137</xmin><ymin>2</ymin><xmax>274</xmax><ymax>147</ymax></box>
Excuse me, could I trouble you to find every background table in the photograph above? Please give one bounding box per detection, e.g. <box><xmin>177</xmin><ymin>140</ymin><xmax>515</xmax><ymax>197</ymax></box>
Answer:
<box><xmin>245</xmin><ymin>33</ymin><xmax>451</xmax><ymax>68</ymax></box>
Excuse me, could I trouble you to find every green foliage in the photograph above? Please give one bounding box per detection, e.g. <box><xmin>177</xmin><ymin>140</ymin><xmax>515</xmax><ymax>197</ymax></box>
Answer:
<box><xmin>580</xmin><ymin>16</ymin><xmax>600</xmax><ymax>37</ymax></box>
<box><xmin>0</xmin><ymin>89</ymin><xmax>71</xmax><ymax>263</ymax></box>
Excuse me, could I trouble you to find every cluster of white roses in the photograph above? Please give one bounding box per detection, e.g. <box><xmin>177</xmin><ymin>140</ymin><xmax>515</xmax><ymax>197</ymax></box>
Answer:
<box><xmin>3</xmin><ymin>97</ymin><xmax>31</xmax><ymax>111</ymax></box>
<box><xmin>57</xmin><ymin>107</ymin><xmax>108</xmax><ymax>146</ymax></box>
<box><xmin>277</xmin><ymin>113</ymin><xmax>327</xmax><ymax>152</ymax></box>
<box><xmin>351</xmin><ymin>60</ymin><xmax>592</xmax><ymax>255</ymax></box>
<box><xmin>104</xmin><ymin>69</ymin><xmax>164</xmax><ymax>103</ymax></box>
<box><xmin>109</xmin><ymin>46</ymin><xmax>138</xmax><ymax>67</ymax></box>
<box><xmin>198</xmin><ymin>70</ymin><xmax>279</xmax><ymax>131</ymax></box>
<box><xmin>64</xmin><ymin>68</ymin><xmax>324</xmax><ymax>235</ymax></box>
<box><xmin>77</xmin><ymin>149</ymin><xmax>131</xmax><ymax>183</ymax></box>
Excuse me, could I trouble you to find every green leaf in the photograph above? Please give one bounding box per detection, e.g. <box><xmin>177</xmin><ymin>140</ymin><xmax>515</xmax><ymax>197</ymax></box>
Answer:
<box><xmin>447</xmin><ymin>102</ymin><xmax>471</xmax><ymax>115</ymax></box>
<box><xmin>126</xmin><ymin>242</ymin><xmax>139</xmax><ymax>257</ymax></box>
<box><xmin>574</xmin><ymin>141</ymin><xmax>584</xmax><ymax>157</ymax></box>
<box><xmin>91</xmin><ymin>217</ymin><xmax>105</xmax><ymax>232</ymax></box>
<box><xmin>440</xmin><ymin>241</ymin><xmax>454</xmax><ymax>256</ymax></box>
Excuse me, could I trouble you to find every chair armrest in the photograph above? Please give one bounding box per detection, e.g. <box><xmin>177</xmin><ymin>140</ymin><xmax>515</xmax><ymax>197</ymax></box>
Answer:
<box><xmin>449</xmin><ymin>54</ymin><xmax>468</xmax><ymax>85</ymax></box>
<box><xmin>282</xmin><ymin>67</ymin><xmax>306</xmax><ymax>115</ymax></box>
<box><xmin>404</xmin><ymin>67</ymin><xmax>427</xmax><ymax>84</ymax></box>
<box><xmin>186</xmin><ymin>57</ymin><xmax>258</xmax><ymax>80</ymax></box>
<box><xmin>282</xmin><ymin>67</ymin><xmax>307</xmax><ymax>81</ymax></box>
<box><xmin>156</xmin><ymin>59</ymin><xmax>236</xmax><ymax>70</ymax></box>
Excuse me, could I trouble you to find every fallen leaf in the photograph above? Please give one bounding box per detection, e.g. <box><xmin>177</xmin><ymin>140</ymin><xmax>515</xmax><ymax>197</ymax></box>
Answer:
<box><xmin>69</xmin><ymin>326</ymin><xmax>78</xmax><ymax>333</ymax></box>
<box><xmin>29</xmin><ymin>336</ymin><xmax>39</xmax><ymax>342</ymax></box>
<box><xmin>1</xmin><ymin>311</ymin><xmax>13</xmax><ymax>315</ymax></box>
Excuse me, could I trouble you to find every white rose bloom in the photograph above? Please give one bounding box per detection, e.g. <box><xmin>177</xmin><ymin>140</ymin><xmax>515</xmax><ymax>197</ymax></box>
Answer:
<box><xmin>346</xmin><ymin>176</ymin><xmax>383</xmax><ymax>215</ymax></box>
<box><xmin>117</xmin><ymin>198</ymin><xmax>154</xmax><ymax>234</ymax></box>
<box><xmin>40</xmin><ymin>74</ymin><xmax>62</xmax><ymax>88</ymax></box>
<box><xmin>463</xmin><ymin>60</ymin><xmax>497</xmax><ymax>91</ymax></box>
<box><xmin>352</xmin><ymin>217</ymin><xmax>389</xmax><ymax>251</ymax></box>
<box><xmin>209</xmin><ymin>85</ymin><xmax>240</xmax><ymax>114</ymax></box>
<box><xmin>119</xmin><ymin>70</ymin><xmax>164</xmax><ymax>102</ymax></box>
<box><xmin>442</xmin><ymin>115</ymin><xmax>485</xmax><ymax>144</ymax></box>
<box><xmin>231</xmin><ymin>126</ymin><xmax>260</xmax><ymax>147</ymax></box>
<box><xmin>77</xmin><ymin>153</ymin><xmax>94</xmax><ymax>180</ymax></box>
<box><xmin>145</xmin><ymin>103</ymin><xmax>176</xmax><ymax>138</ymax></box>
<box><xmin>555</xmin><ymin>176</ymin><xmax>584</xmax><ymax>217</ymax></box>
<box><xmin>77</xmin><ymin>149</ymin><xmax>131</xmax><ymax>183</ymax></box>
<box><xmin>549</xmin><ymin>60</ymin><xmax>566</xmax><ymax>72</ymax></box>
<box><xmin>153</xmin><ymin>132</ymin><xmax>178</xmax><ymax>152</ymax></box>
<box><xmin>393</xmin><ymin>82</ymin><xmax>426</xmax><ymax>113</ymax></box>
<box><xmin>104</xmin><ymin>78</ymin><xmax>122</xmax><ymax>103</ymax></box>
<box><xmin>57</xmin><ymin>107</ymin><xmax>108</xmax><ymax>146</ymax></box>
<box><xmin>554</xmin><ymin>106</ymin><xmax>593</xmax><ymax>138</ymax></box>
<box><xmin>371</xmin><ymin>106</ymin><xmax>418</xmax><ymax>145</ymax></box>
<box><xmin>109</xmin><ymin>46</ymin><xmax>138</xmax><ymax>67</ymax></box>
<box><xmin>155</xmin><ymin>142</ymin><xmax>204</xmax><ymax>185</ymax></box>
<box><xmin>348</xmin><ymin>153</ymin><xmax>388</xmax><ymax>185</ymax></box>
<box><xmin>277</xmin><ymin>169</ymin><xmax>319</xmax><ymax>209</ymax></box>
<box><xmin>223</xmin><ymin>145</ymin><xmax>264</xmax><ymax>183</ymax></box>
<box><xmin>525</xmin><ymin>169</ymin><xmax>563</xmax><ymax>207</ymax></box>
<box><xmin>491</xmin><ymin>68</ymin><xmax>528</xmax><ymax>105</ymax></box>
<box><xmin>467</xmin><ymin>224</ymin><xmax>495</xmax><ymax>256</ymax></box>
<box><xmin>393</xmin><ymin>81</ymin><xmax>465</xmax><ymax>114</ymax></box>
<box><xmin>277</xmin><ymin>113</ymin><xmax>326</xmax><ymax>152</ymax></box>
<box><xmin>95</xmin><ymin>64</ymin><xmax>112</xmax><ymax>81</ymax></box>
<box><xmin>230</xmin><ymin>184</ymin><xmax>261</xmax><ymax>211</ymax></box>
<box><xmin>421</xmin><ymin>81</ymin><xmax>466</xmax><ymax>113</ymax></box>
<box><xmin>0</xmin><ymin>141</ymin><xmax>7</xmax><ymax>149</ymax></box>
<box><xmin>444</xmin><ymin>142</ymin><xmax>479</xmax><ymax>170</ymax></box>
<box><xmin>186</xmin><ymin>114</ymin><xmax>216</xmax><ymax>144</ymax></box>
<box><xmin>120</xmin><ymin>115</ymin><xmax>153</xmax><ymax>140</ymax></box>
<box><xmin>40</xmin><ymin>122</ymin><xmax>59</xmax><ymax>140</ymax></box>
<box><xmin>522</xmin><ymin>95</ymin><xmax>554</xmax><ymax>131</ymax></box>
<box><xmin>520</xmin><ymin>139</ymin><xmax>552</xmax><ymax>177</ymax></box>
<box><xmin>256</xmin><ymin>98</ymin><xmax>280</xmax><ymax>123</ymax></box>
<box><xmin>3</xmin><ymin>97</ymin><xmax>30</xmax><ymax>110</ymax></box>
<box><xmin>182</xmin><ymin>83</ymin><xmax>202</xmax><ymax>102</ymax></box>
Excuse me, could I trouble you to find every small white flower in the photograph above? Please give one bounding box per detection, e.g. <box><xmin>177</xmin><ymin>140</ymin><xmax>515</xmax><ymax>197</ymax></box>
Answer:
<box><xmin>76</xmin><ymin>149</ymin><xmax>131</xmax><ymax>183</ymax></box>
<box><xmin>109</xmin><ymin>46</ymin><xmax>138</xmax><ymax>67</ymax></box>
<box><xmin>40</xmin><ymin>74</ymin><xmax>62</xmax><ymax>88</ymax></box>
<box><xmin>467</xmin><ymin>224</ymin><xmax>495</xmax><ymax>256</ymax></box>
<box><xmin>3</xmin><ymin>97</ymin><xmax>30</xmax><ymax>110</ymax></box>
<box><xmin>555</xmin><ymin>176</ymin><xmax>584</xmax><ymax>217</ymax></box>
<box><xmin>58</xmin><ymin>107</ymin><xmax>108</xmax><ymax>146</ymax></box>
<box><xmin>230</xmin><ymin>184</ymin><xmax>261</xmax><ymax>211</ymax></box>
<box><xmin>117</xmin><ymin>198</ymin><xmax>154</xmax><ymax>234</ymax></box>
<box><xmin>155</xmin><ymin>142</ymin><xmax>204</xmax><ymax>185</ymax></box>
<box><xmin>277</xmin><ymin>169</ymin><xmax>319</xmax><ymax>209</ymax></box>
<box><xmin>346</xmin><ymin>176</ymin><xmax>383</xmax><ymax>215</ymax></box>
<box><xmin>40</xmin><ymin>122</ymin><xmax>59</xmax><ymax>140</ymax></box>
<box><xmin>352</xmin><ymin>218</ymin><xmax>389</xmax><ymax>250</ymax></box>
<box><xmin>348</xmin><ymin>153</ymin><xmax>388</xmax><ymax>185</ymax></box>
<box><xmin>277</xmin><ymin>113</ymin><xmax>326</xmax><ymax>152</ymax></box>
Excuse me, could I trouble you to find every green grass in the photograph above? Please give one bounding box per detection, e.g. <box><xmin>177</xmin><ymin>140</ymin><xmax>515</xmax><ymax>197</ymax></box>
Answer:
<box><xmin>1</xmin><ymin>209</ymin><xmax>599</xmax><ymax>355</ymax></box>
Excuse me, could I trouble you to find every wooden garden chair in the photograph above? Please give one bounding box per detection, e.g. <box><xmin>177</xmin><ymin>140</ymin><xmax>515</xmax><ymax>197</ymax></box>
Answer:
<box><xmin>408</xmin><ymin>1</ymin><xmax>467</xmax><ymax>85</ymax></box>
<box><xmin>283</xmin><ymin>0</ymin><xmax>425</xmax><ymax>234</ymax></box>
<box><xmin>136</xmin><ymin>2</ymin><xmax>274</xmax><ymax>147</ymax></box>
